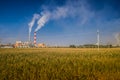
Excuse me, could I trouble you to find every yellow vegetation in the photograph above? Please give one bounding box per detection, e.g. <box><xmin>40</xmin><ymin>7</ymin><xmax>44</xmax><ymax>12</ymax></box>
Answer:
<box><xmin>0</xmin><ymin>48</ymin><xmax>120</xmax><ymax>80</ymax></box>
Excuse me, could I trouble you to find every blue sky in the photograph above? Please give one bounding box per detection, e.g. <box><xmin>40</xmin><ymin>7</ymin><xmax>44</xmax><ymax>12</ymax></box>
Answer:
<box><xmin>0</xmin><ymin>0</ymin><xmax>120</xmax><ymax>46</ymax></box>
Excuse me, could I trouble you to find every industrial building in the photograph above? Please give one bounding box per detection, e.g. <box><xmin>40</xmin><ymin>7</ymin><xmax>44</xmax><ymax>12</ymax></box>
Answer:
<box><xmin>37</xmin><ymin>43</ymin><xmax>46</xmax><ymax>48</ymax></box>
<box><xmin>14</xmin><ymin>31</ymin><xmax>46</xmax><ymax>48</ymax></box>
<box><xmin>14</xmin><ymin>41</ymin><xmax>46</xmax><ymax>48</ymax></box>
<box><xmin>14</xmin><ymin>41</ymin><xmax>30</xmax><ymax>48</ymax></box>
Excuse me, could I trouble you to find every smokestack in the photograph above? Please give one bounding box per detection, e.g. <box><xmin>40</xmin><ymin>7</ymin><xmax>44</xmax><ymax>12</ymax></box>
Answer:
<box><xmin>29</xmin><ymin>31</ymin><xmax>30</xmax><ymax>42</ymax></box>
<box><xmin>97</xmin><ymin>30</ymin><xmax>100</xmax><ymax>51</ymax></box>
<box><xmin>34</xmin><ymin>32</ymin><xmax>37</xmax><ymax>46</ymax></box>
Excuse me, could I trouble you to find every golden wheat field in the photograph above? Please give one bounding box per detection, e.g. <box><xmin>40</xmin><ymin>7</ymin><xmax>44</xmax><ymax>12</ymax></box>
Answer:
<box><xmin>0</xmin><ymin>48</ymin><xmax>120</xmax><ymax>80</ymax></box>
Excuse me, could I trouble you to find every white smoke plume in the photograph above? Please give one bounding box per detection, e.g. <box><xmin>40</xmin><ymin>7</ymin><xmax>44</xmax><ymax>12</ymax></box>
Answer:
<box><xmin>34</xmin><ymin>7</ymin><xmax>69</xmax><ymax>32</ymax></box>
<box><xmin>35</xmin><ymin>11</ymin><xmax>51</xmax><ymax>32</ymax></box>
<box><xmin>28</xmin><ymin>14</ymin><xmax>40</xmax><ymax>41</ymax></box>
<box><xmin>51</xmin><ymin>7</ymin><xmax>68</xmax><ymax>20</ymax></box>
<box><xmin>28</xmin><ymin>14</ymin><xmax>40</xmax><ymax>33</ymax></box>
<box><xmin>29</xmin><ymin>0</ymin><xmax>94</xmax><ymax>33</ymax></box>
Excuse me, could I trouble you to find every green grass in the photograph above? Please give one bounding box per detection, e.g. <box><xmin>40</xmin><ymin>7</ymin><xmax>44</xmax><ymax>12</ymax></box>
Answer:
<box><xmin>0</xmin><ymin>48</ymin><xmax>120</xmax><ymax>80</ymax></box>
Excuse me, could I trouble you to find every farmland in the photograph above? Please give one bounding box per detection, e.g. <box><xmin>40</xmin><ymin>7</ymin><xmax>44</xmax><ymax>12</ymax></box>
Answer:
<box><xmin>0</xmin><ymin>48</ymin><xmax>120</xmax><ymax>80</ymax></box>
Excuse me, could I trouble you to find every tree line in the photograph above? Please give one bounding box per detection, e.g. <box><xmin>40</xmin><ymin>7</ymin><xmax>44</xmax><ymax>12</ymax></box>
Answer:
<box><xmin>69</xmin><ymin>44</ymin><xmax>119</xmax><ymax>48</ymax></box>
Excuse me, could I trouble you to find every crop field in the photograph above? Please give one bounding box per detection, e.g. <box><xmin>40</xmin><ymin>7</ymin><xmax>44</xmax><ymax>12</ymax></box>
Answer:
<box><xmin>0</xmin><ymin>48</ymin><xmax>120</xmax><ymax>80</ymax></box>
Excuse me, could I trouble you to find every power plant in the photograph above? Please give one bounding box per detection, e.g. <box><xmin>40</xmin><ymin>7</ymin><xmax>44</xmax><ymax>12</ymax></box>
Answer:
<box><xmin>13</xmin><ymin>31</ymin><xmax>46</xmax><ymax>48</ymax></box>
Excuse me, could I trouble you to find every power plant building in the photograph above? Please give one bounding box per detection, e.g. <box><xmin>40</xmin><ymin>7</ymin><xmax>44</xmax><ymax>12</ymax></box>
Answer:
<box><xmin>14</xmin><ymin>41</ymin><xmax>30</xmax><ymax>48</ymax></box>
<box><xmin>37</xmin><ymin>43</ymin><xmax>46</xmax><ymax>48</ymax></box>
<box><xmin>14</xmin><ymin>31</ymin><xmax>46</xmax><ymax>48</ymax></box>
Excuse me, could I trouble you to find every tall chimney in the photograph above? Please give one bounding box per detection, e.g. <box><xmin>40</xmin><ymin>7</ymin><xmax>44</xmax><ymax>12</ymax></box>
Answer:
<box><xmin>34</xmin><ymin>32</ymin><xmax>36</xmax><ymax>46</ymax></box>
<box><xmin>97</xmin><ymin>30</ymin><xmax>100</xmax><ymax>51</ymax></box>
<box><xmin>29</xmin><ymin>32</ymin><xmax>30</xmax><ymax>42</ymax></box>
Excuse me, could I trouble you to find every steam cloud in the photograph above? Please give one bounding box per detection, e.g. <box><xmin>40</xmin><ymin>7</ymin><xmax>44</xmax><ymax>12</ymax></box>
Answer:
<box><xmin>35</xmin><ymin>12</ymin><xmax>50</xmax><ymax>32</ymax></box>
<box><xmin>28</xmin><ymin>0</ymin><xmax>94</xmax><ymax>33</ymax></box>
<box><xmin>34</xmin><ymin>7</ymin><xmax>69</xmax><ymax>32</ymax></box>
<box><xmin>28</xmin><ymin>14</ymin><xmax>40</xmax><ymax>41</ymax></box>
